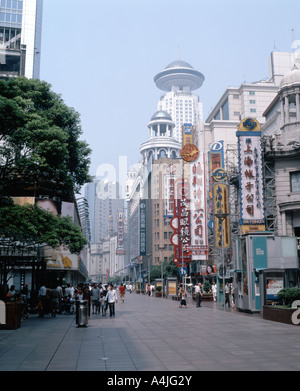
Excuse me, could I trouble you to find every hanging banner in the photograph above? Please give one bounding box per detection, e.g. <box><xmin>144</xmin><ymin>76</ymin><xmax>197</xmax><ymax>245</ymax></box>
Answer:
<box><xmin>116</xmin><ymin>210</ymin><xmax>126</xmax><ymax>256</ymax></box>
<box><xmin>189</xmin><ymin>152</ymin><xmax>208</xmax><ymax>259</ymax></box>
<box><xmin>236</xmin><ymin>118</ymin><xmax>265</xmax><ymax>233</ymax></box>
<box><xmin>171</xmin><ymin>178</ymin><xmax>191</xmax><ymax>267</ymax></box>
<box><xmin>213</xmin><ymin>183</ymin><xmax>230</xmax><ymax>249</ymax></box>
<box><xmin>139</xmin><ymin>200</ymin><xmax>146</xmax><ymax>256</ymax></box>
<box><xmin>182</xmin><ymin>123</ymin><xmax>193</xmax><ymax>146</ymax></box>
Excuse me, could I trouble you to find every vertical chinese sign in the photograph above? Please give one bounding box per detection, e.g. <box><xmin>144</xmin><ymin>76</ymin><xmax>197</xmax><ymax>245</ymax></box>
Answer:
<box><xmin>236</xmin><ymin>117</ymin><xmax>265</xmax><ymax>234</ymax></box>
<box><xmin>140</xmin><ymin>200</ymin><xmax>146</xmax><ymax>256</ymax></box>
<box><xmin>116</xmin><ymin>210</ymin><xmax>126</xmax><ymax>256</ymax></box>
<box><xmin>189</xmin><ymin>153</ymin><xmax>208</xmax><ymax>260</ymax></box>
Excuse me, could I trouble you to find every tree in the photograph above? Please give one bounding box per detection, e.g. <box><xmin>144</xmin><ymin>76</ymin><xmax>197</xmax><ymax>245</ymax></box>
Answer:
<box><xmin>0</xmin><ymin>203</ymin><xmax>87</xmax><ymax>285</ymax></box>
<box><xmin>149</xmin><ymin>258</ymin><xmax>180</xmax><ymax>282</ymax></box>
<box><xmin>0</xmin><ymin>77</ymin><xmax>92</xmax><ymax>197</ymax></box>
<box><xmin>0</xmin><ymin>203</ymin><xmax>87</xmax><ymax>255</ymax></box>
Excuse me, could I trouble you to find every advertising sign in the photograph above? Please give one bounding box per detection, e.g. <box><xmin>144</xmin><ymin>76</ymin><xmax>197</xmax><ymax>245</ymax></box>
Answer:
<box><xmin>237</xmin><ymin>118</ymin><xmax>265</xmax><ymax>230</ymax></box>
<box><xmin>182</xmin><ymin>123</ymin><xmax>193</xmax><ymax>146</ymax></box>
<box><xmin>213</xmin><ymin>183</ymin><xmax>230</xmax><ymax>249</ymax></box>
<box><xmin>139</xmin><ymin>200</ymin><xmax>146</xmax><ymax>256</ymax></box>
<box><xmin>189</xmin><ymin>153</ymin><xmax>208</xmax><ymax>259</ymax></box>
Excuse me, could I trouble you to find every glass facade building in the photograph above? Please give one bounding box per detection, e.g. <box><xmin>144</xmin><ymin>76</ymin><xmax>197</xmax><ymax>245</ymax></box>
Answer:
<box><xmin>0</xmin><ymin>0</ymin><xmax>43</xmax><ymax>79</ymax></box>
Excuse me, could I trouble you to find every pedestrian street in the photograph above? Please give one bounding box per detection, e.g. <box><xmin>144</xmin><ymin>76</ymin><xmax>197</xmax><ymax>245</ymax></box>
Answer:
<box><xmin>0</xmin><ymin>292</ymin><xmax>300</xmax><ymax>372</ymax></box>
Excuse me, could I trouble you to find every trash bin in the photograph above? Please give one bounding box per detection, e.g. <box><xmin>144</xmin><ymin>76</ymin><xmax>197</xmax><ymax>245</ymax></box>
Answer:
<box><xmin>76</xmin><ymin>300</ymin><xmax>88</xmax><ymax>327</ymax></box>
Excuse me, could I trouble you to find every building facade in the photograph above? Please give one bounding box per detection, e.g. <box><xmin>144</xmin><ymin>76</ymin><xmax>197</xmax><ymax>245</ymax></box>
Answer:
<box><xmin>0</xmin><ymin>0</ymin><xmax>43</xmax><ymax>79</ymax></box>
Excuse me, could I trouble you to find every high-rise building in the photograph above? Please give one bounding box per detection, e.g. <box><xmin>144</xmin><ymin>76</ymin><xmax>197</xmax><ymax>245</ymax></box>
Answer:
<box><xmin>0</xmin><ymin>0</ymin><xmax>43</xmax><ymax>79</ymax></box>
<box><xmin>154</xmin><ymin>59</ymin><xmax>205</xmax><ymax>143</ymax></box>
<box><xmin>84</xmin><ymin>179</ymin><xmax>125</xmax><ymax>244</ymax></box>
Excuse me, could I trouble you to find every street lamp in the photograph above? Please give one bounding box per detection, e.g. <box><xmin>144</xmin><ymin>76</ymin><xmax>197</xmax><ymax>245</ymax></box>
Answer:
<box><xmin>214</xmin><ymin>212</ymin><xmax>229</xmax><ymax>311</ymax></box>
<box><xmin>159</xmin><ymin>246</ymin><xmax>164</xmax><ymax>298</ymax></box>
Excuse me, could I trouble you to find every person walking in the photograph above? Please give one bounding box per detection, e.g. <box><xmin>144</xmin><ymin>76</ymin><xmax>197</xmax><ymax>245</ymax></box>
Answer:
<box><xmin>225</xmin><ymin>282</ymin><xmax>230</xmax><ymax>307</ymax></box>
<box><xmin>38</xmin><ymin>284</ymin><xmax>47</xmax><ymax>318</ymax></box>
<box><xmin>50</xmin><ymin>286</ymin><xmax>60</xmax><ymax>317</ymax></box>
<box><xmin>211</xmin><ymin>281</ymin><xmax>217</xmax><ymax>302</ymax></box>
<box><xmin>119</xmin><ymin>283</ymin><xmax>126</xmax><ymax>303</ymax></box>
<box><xmin>178</xmin><ymin>284</ymin><xmax>187</xmax><ymax>308</ymax></box>
<box><xmin>195</xmin><ymin>282</ymin><xmax>203</xmax><ymax>308</ymax></box>
<box><xmin>102</xmin><ymin>284</ymin><xmax>109</xmax><ymax>316</ymax></box>
<box><xmin>146</xmin><ymin>284</ymin><xmax>151</xmax><ymax>297</ymax></box>
<box><xmin>106</xmin><ymin>284</ymin><xmax>118</xmax><ymax>317</ymax></box>
<box><xmin>91</xmin><ymin>283</ymin><xmax>100</xmax><ymax>314</ymax></box>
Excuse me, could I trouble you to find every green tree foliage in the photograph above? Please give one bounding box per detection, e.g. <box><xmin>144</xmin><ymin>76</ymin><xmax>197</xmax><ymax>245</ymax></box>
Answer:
<box><xmin>150</xmin><ymin>259</ymin><xmax>180</xmax><ymax>282</ymax></box>
<box><xmin>0</xmin><ymin>204</ymin><xmax>87</xmax><ymax>256</ymax></box>
<box><xmin>0</xmin><ymin>77</ymin><xmax>92</xmax><ymax>196</ymax></box>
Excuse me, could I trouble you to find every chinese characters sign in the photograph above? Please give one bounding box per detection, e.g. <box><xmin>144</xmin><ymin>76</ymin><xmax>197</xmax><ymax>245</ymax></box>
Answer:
<box><xmin>140</xmin><ymin>200</ymin><xmax>146</xmax><ymax>256</ymax></box>
<box><xmin>237</xmin><ymin>118</ymin><xmax>265</xmax><ymax>231</ymax></box>
<box><xmin>189</xmin><ymin>153</ymin><xmax>208</xmax><ymax>259</ymax></box>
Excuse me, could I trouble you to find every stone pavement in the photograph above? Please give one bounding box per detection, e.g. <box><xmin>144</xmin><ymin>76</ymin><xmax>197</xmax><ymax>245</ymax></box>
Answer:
<box><xmin>0</xmin><ymin>292</ymin><xmax>300</xmax><ymax>372</ymax></box>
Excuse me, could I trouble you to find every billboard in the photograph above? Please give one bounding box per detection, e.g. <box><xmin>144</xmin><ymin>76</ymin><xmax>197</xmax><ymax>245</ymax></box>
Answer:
<box><xmin>189</xmin><ymin>153</ymin><xmax>208</xmax><ymax>259</ymax></box>
<box><xmin>237</xmin><ymin>118</ymin><xmax>265</xmax><ymax>232</ymax></box>
<box><xmin>139</xmin><ymin>200</ymin><xmax>146</xmax><ymax>256</ymax></box>
<box><xmin>213</xmin><ymin>183</ymin><xmax>230</xmax><ymax>249</ymax></box>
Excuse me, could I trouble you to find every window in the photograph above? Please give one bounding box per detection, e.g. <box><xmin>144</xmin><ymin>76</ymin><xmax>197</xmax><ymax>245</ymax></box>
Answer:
<box><xmin>250</xmin><ymin>108</ymin><xmax>256</xmax><ymax>113</ymax></box>
<box><xmin>222</xmin><ymin>99</ymin><xmax>229</xmax><ymax>120</ymax></box>
<box><xmin>291</xmin><ymin>171</ymin><xmax>300</xmax><ymax>192</ymax></box>
<box><xmin>249</xmin><ymin>91</ymin><xmax>255</xmax><ymax>95</ymax></box>
<box><xmin>250</xmin><ymin>100</ymin><xmax>256</xmax><ymax>104</ymax></box>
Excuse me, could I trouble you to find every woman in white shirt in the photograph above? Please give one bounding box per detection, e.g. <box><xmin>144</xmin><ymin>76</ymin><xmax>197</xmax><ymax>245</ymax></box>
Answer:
<box><xmin>105</xmin><ymin>285</ymin><xmax>118</xmax><ymax>317</ymax></box>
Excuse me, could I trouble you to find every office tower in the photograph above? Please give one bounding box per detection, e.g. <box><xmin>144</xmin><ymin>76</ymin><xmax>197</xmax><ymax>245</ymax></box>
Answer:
<box><xmin>154</xmin><ymin>59</ymin><xmax>205</xmax><ymax>143</ymax></box>
<box><xmin>0</xmin><ymin>0</ymin><xmax>43</xmax><ymax>79</ymax></box>
<box><xmin>85</xmin><ymin>179</ymin><xmax>125</xmax><ymax>244</ymax></box>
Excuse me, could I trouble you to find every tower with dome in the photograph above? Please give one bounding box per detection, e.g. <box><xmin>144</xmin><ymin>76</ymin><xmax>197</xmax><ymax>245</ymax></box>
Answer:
<box><xmin>154</xmin><ymin>59</ymin><xmax>205</xmax><ymax>144</ymax></box>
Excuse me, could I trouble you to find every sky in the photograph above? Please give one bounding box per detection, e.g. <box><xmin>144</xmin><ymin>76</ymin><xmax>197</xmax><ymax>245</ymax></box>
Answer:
<box><xmin>39</xmin><ymin>0</ymin><xmax>300</xmax><ymax>192</ymax></box>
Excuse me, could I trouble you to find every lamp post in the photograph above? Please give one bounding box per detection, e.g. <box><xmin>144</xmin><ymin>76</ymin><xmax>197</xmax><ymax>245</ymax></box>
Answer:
<box><xmin>159</xmin><ymin>246</ymin><xmax>164</xmax><ymax>298</ymax></box>
<box><xmin>214</xmin><ymin>212</ymin><xmax>229</xmax><ymax>311</ymax></box>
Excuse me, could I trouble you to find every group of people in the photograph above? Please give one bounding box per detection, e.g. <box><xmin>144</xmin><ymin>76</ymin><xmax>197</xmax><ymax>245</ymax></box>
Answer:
<box><xmin>177</xmin><ymin>281</ymin><xmax>235</xmax><ymax>309</ymax></box>
<box><xmin>37</xmin><ymin>282</ymin><xmax>124</xmax><ymax>318</ymax></box>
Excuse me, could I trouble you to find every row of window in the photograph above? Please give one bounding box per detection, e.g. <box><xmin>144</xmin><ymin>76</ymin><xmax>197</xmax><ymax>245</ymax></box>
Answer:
<box><xmin>0</xmin><ymin>11</ymin><xmax>22</xmax><ymax>24</ymax></box>
<box><xmin>0</xmin><ymin>0</ymin><xmax>22</xmax><ymax>9</ymax></box>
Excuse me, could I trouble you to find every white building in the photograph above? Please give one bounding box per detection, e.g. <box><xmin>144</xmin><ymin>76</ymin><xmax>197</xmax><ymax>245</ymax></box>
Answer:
<box><xmin>0</xmin><ymin>0</ymin><xmax>43</xmax><ymax>79</ymax></box>
<box><xmin>203</xmin><ymin>50</ymin><xmax>299</xmax><ymax>166</ymax></box>
<box><xmin>154</xmin><ymin>59</ymin><xmax>205</xmax><ymax>143</ymax></box>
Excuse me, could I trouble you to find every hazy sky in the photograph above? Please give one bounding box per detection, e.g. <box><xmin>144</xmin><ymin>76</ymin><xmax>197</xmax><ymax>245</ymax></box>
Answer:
<box><xmin>40</xmin><ymin>0</ymin><xmax>300</xmax><ymax>190</ymax></box>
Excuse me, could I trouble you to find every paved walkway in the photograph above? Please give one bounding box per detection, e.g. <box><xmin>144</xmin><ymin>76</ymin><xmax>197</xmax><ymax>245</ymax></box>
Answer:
<box><xmin>0</xmin><ymin>292</ymin><xmax>300</xmax><ymax>372</ymax></box>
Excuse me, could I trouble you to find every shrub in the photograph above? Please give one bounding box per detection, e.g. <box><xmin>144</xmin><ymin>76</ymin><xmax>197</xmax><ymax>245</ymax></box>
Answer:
<box><xmin>277</xmin><ymin>288</ymin><xmax>300</xmax><ymax>307</ymax></box>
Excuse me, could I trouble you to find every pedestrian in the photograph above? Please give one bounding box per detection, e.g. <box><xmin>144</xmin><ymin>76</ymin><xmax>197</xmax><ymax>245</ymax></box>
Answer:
<box><xmin>50</xmin><ymin>286</ymin><xmax>60</xmax><ymax>317</ymax></box>
<box><xmin>21</xmin><ymin>283</ymin><xmax>29</xmax><ymax>319</ymax></box>
<box><xmin>106</xmin><ymin>284</ymin><xmax>118</xmax><ymax>317</ymax></box>
<box><xmin>91</xmin><ymin>283</ymin><xmax>100</xmax><ymax>314</ymax></box>
<box><xmin>38</xmin><ymin>284</ymin><xmax>47</xmax><ymax>318</ymax></box>
<box><xmin>146</xmin><ymin>283</ymin><xmax>151</xmax><ymax>297</ymax></box>
<box><xmin>211</xmin><ymin>281</ymin><xmax>217</xmax><ymax>302</ymax></box>
<box><xmin>119</xmin><ymin>283</ymin><xmax>126</xmax><ymax>303</ymax></box>
<box><xmin>225</xmin><ymin>282</ymin><xmax>230</xmax><ymax>307</ymax></box>
<box><xmin>151</xmin><ymin>284</ymin><xmax>155</xmax><ymax>296</ymax></box>
<box><xmin>178</xmin><ymin>284</ymin><xmax>187</xmax><ymax>308</ymax></box>
<box><xmin>195</xmin><ymin>282</ymin><xmax>203</xmax><ymax>308</ymax></box>
<box><xmin>102</xmin><ymin>284</ymin><xmax>109</xmax><ymax>316</ymax></box>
